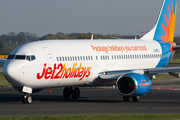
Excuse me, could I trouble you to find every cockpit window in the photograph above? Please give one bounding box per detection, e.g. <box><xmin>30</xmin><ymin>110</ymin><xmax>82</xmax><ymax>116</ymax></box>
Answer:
<box><xmin>7</xmin><ymin>55</ymin><xmax>15</xmax><ymax>59</ymax></box>
<box><xmin>15</xmin><ymin>55</ymin><xmax>26</xmax><ymax>60</ymax></box>
<box><xmin>7</xmin><ymin>55</ymin><xmax>36</xmax><ymax>61</ymax></box>
<box><xmin>26</xmin><ymin>56</ymin><xmax>31</xmax><ymax>61</ymax></box>
<box><xmin>31</xmin><ymin>55</ymin><xmax>36</xmax><ymax>61</ymax></box>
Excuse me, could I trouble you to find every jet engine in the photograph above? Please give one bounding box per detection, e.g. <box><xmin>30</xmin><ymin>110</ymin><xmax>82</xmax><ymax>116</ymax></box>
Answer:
<box><xmin>116</xmin><ymin>73</ymin><xmax>151</xmax><ymax>96</ymax></box>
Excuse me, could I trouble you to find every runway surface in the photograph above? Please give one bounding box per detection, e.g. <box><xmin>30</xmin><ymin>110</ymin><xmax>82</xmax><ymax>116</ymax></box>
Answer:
<box><xmin>1</xmin><ymin>87</ymin><xmax>180</xmax><ymax>116</ymax></box>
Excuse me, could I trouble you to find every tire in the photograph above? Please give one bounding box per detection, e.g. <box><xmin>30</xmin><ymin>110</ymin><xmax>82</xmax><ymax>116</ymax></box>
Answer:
<box><xmin>132</xmin><ymin>96</ymin><xmax>140</xmax><ymax>102</ymax></box>
<box><xmin>22</xmin><ymin>95</ymin><xmax>26</xmax><ymax>104</ymax></box>
<box><xmin>63</xmin><ymin>87</ymin><xmax>70</xmax><ymax>100</ymax></box>
<box><xmin>72</xmin><ymin>88</ymin><xmax>80</xmax><ymax>100</ymax></box>
<box><xmin>26</xmin><ymin>95</ymin><xmax>32</xmax><ymax>104</ymax></box>
<box><xmin>123</xmin><ymin>96</ymin><xmax>130</xmax><ymax>101</ymax></box>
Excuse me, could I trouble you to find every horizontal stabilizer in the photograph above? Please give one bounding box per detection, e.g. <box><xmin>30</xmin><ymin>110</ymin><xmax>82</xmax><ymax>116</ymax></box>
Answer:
<box><xmin>173</xmin><ymin>45</ymin><xmax>180</xmax><ymax>50</ymax></box>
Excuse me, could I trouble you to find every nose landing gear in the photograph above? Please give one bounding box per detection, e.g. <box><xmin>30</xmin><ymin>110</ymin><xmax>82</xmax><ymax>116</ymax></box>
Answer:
<box><xmin>22</xmin><ymin>94</ymin><xmax>32</xmax><ymax>104</ymax></box>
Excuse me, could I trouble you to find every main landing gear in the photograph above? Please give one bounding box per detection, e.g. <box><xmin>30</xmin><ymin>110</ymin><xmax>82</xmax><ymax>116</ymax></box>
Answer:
<box><xmin>63</xmin><ymin>87</ymin><xmax>80</xmax><ymax>100</ymax></box>
<box><xmin>123</xmin><ymin>96</ymin><xmax>140</xmax><ymax>102</ymax></box>
<box><xmin>22</xmin><ymin>94</ymin><xmax>32</xmax><ymax>104</ymax></box>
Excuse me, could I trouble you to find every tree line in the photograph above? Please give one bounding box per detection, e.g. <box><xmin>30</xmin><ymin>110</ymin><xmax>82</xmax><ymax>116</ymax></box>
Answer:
<box><xmin>0</xmin><ymin>31</ymin><xmax>180</xmax><ymax>55</ymax></box>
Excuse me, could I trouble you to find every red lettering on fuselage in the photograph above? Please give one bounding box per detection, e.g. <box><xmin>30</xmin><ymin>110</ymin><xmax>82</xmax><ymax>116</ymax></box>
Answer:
<box><xmin>36</xmin><ymin>63</ymin><xmax>92</xmax><ymax>81</ymax></box>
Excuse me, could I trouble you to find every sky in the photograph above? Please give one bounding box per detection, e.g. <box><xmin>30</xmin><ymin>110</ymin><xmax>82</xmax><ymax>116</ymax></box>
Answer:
<box><xmin>0</xmin><ymin>0</ymin><xmax>180</xmax><ymax>36</ymax></box>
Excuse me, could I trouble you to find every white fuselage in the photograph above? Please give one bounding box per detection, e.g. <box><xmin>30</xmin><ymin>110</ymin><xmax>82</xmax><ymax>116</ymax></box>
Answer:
<box><xmin>3</xmin><ymin>39</ymin><xmax>167</xmax><ymax>89</ymax></box>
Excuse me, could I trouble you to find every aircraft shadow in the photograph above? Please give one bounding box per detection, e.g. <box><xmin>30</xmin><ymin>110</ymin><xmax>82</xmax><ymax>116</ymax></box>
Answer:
<box><xmin>0</xmin><ymin>93</ymin><xmax>125</xmax><ymax>103</ymax></box>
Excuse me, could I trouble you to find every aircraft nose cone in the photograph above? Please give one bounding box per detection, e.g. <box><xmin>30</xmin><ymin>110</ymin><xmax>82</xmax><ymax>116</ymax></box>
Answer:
<box><xmin>3</xmin><ymin>60</ymin><xmax>21</xmax><ymax>86</ymax></box>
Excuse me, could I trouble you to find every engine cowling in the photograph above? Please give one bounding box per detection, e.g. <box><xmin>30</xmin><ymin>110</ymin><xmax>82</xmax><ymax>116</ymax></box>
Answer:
<box><xmin>116</xmin><ymin>73</ymin><xmax>151</xmax><ymax>96</ymax></box>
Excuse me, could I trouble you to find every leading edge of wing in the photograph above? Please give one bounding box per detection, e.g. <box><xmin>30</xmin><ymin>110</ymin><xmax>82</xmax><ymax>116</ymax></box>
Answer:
<box><xmin>98</xmin><ymin>70</ymin><xmax>142</xmax><ymax>80</ymax></box>
<box><xmin>98</xmin><ymin>67</ymin><xmax>180</xmax><ymax>80</ymax></box>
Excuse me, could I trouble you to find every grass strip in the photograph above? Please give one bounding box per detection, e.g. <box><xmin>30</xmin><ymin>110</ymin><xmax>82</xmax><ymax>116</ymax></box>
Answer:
<box><xmin>170</xmin><ymin>59</ymin><xmax>180</xmax><ymax>64</ymax></box>
<box><xmin>0</xmin><ymin>72</ymin><xmax>11</xmax><ymax>87</ymax></box>
<box><xmin>0</xmin><ymin>114</ymin><xmax>180</xmax><ymax>120</ymax></box>
<box><xmin>152</xmin><ymin>74</ymin><xmax>176</xmax><ymax>80</ymax></box>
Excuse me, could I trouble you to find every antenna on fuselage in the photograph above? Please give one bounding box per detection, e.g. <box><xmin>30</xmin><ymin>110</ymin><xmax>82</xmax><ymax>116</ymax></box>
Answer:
<box><xmin>91</xmin><ymin>34</ymin><xmax>93</xmax><ymax>40</ymax></box>
<box><xmin>135</xmin><ymin>36</ymin><xmax>137</xmax><ymax>40</ymax></box>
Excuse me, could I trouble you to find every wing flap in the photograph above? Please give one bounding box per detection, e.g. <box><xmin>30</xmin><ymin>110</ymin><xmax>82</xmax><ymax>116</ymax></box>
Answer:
<box><xmin>146</xmin><ymin>67</ymin><xmax>180</xmax><ymax>74</ymax></box>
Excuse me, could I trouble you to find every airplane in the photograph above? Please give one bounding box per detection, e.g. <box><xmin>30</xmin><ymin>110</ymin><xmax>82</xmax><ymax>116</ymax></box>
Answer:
<box><xmin>1</xmin><ymin>0</ymin><xmax>180</xmax><ymax>104</ymax></box>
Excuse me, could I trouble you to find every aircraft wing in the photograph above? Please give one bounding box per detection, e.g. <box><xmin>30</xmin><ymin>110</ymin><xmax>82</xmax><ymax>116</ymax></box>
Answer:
<box><xmin>98</xmin><ymin>67</ymin><xmax>180</xmax><ymax>80</ymax></box>
<box><xmin>146</xmin><ymin>67</ymin><xmax>180</xmax><ymax>74</ymax></box>
<box><xmin>0</xmin><ymin>58</ymin><xmax>6</xmax><ymax>65</ymax></box>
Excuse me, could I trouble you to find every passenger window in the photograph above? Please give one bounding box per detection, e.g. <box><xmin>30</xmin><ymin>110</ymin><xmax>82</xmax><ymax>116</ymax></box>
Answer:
<box><xmin>96</xmin><ymin>56</ymin><xmax>98</xmax><ymax>60</ymax></box>
<box><xmin>117</xmin><ymin>55</ymin><xmax>119</xmax><ymax>59</ymax></box>
<box><xmin>59</xmin><ymin>57</ymin><xmax>61</xmax><ymax>61</ymax></box>
<box><xmin>119</xmin><ymin>55</ymin><xmax>121</xmax><ymax>59</ymax></box>
<box><xmin>80</xmin><ymin>56</ymin><xmax>82</xmax><ymax>61</ymax></box>
<box><xmin>104</xmin><ymin>56</ymin><xmax>107</xmax><ymax>60</ymax></box>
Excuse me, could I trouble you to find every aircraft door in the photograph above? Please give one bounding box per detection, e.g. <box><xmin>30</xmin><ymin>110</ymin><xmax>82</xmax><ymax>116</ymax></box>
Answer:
<box><xmin>42</xmin><ymin>47</ymin><xmax>54</xmax><ymax>68</ymax></box>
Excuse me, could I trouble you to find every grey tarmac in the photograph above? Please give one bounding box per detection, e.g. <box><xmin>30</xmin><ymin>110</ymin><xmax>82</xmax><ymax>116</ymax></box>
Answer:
<box><xmin>0</xmin><ymin>86</ymin><xmax>180</xmax><ymax>116</ymax></box>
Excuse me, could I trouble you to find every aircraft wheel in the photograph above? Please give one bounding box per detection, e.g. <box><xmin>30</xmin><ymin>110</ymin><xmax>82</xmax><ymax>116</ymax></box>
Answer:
<box><xmin>26</xmin><ymin>94</ymin><xmax>32</xmax><ymax>104</ymax></box>
<box><xmin>22</xmin><ymin>94</ymin><xmax>32</xmax><ymax>104</ymax></box>
<box><xmin>123</xmin><ymin>96</ymin><xmax>130</xmax><ymax>101</ymax></box>
<box><xmin>63</xmin><ymin>87</ymin><xmax>71</xmax><ymax>100</ymax></box>
<box><xmin>22</xmin><ymin>95</ymin><xmax>27</xmax><ymax>104</ymax></box>
<box><xmin>132</xmin><ymin>96</ymin><xmax>140</xmax><ymax>102</ymax></box>
<box><xmin>72</xmin><ymin>87</ymin><xmax>80</xmax><ymax>100</ymax></box>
